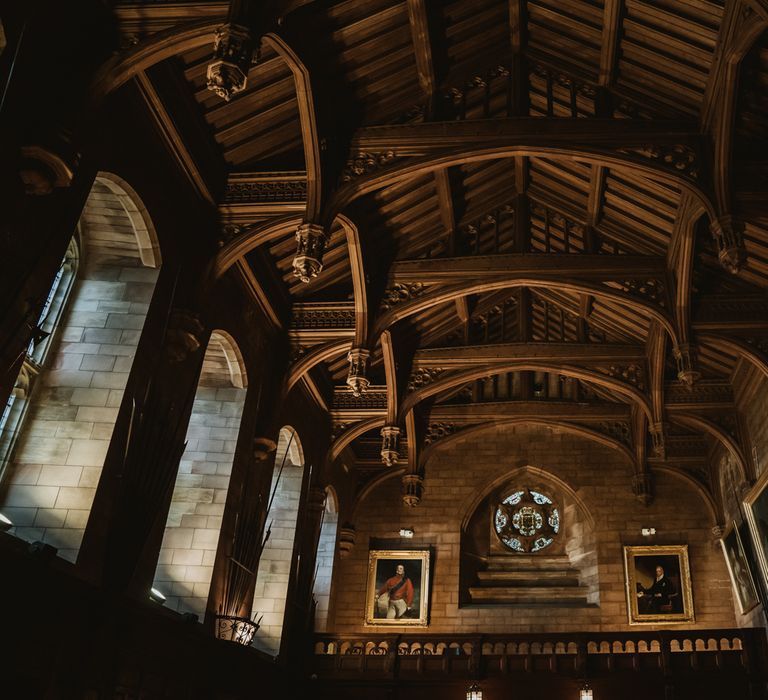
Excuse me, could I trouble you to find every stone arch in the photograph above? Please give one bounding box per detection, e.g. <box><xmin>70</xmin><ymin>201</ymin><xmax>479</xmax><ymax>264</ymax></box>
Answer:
<box><xmin>0</xmin><ymin>176</ymin><xmax>161</xmax><ymax>562</ymax></box>
<box><xmin>459</xmin><ymin>462</ymin><xmax>600</xmax><ymax>608</ymax></box>
<box><xmin>313</xmin><ymin>485</ymin><xmax>339</xmax><ymax>632</ymax></box>
<box><xmin>152</xmin><ymin>330</ymin><xmax>248</xmax><ymax>617</ymax></box>
<box><xmin>251</xmin><ymin>426</ymin><xmax>306</xmax><ymax>656</ymax></box>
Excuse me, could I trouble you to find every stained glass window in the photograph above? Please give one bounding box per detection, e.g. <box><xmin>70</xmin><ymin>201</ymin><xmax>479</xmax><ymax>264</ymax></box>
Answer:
<box><xmin>493</xmin><ymin>488</ymin><xmax>560</xmax><ymax>553</ymax></box>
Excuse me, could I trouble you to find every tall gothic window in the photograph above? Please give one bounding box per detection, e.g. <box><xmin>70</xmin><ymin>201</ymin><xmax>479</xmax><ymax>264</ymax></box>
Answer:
<box><xmin>312</xmin><ymin>486</ymin><xmax>339</xmax><ymax>632</ymax></box>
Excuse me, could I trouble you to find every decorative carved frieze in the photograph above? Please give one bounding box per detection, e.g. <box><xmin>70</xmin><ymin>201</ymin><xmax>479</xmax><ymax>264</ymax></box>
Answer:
<box><xmin>407</xmin><ymin>367</ymin><xmax>446</xmax><ymax>393</ymax></box>
<box><xmin>424</xmin><ymin>422</ymin><xmax>458</xmax><ymax>446</ymax></box>
<box><xmin>604</xmin><ymin>363</ymin><xmax>646</xmax><ymax>390</ymax></box>
<box><xmin>710</xmin><ymin>216</ymin><xmax>747</xmax><ymax>274</ymax></box>
<box><xmin>616</xmin><ymin>279</ymin><xmax>666</xmax><ymax>306</ymax></box>
<box><xmin>693</xmin><ymin>296</ymin><xmax>768</xmax><ymax>328</ymax></box>
<box><xmin>293</xmin><ymin>223</ymin><xmax>329</xmax><ymax>283</ymax></box>
<box><xmin>529</xmin><ymin>62</ymin><xmax>597</xmax><ymax>100</ymax></box>
<box><xmin>380</xmin><ymin>425</ymin><xmax>401</xmax><ymax>466</ymax></box>
<box><xmin>332</xmin><ymin>388</ymin><xmax>388</xmax><ymax>411</ymax></box>
<box><xmin>379</xmin><ymin>283</ymin><xmax>427</xmax><ymax>312</ymax></box>
<box><xmin>341</xmin><ymin>151</ymin><xmax>397</xmax><ymax>183</ymax></box>
<box><xmin>291</xmin><ymin>304</ymin><xmax>356</xmax><ymax>331</ymax></box>
<box><xmin>622</xmin><ymin>144</ymin><xmax>699</xmax><ymax>180</ymax></box>
<box><xmin>402</xmin><ymin>474</ymin><xmax>424</xmax><ymax>507</ymax></box>
<box><xmin>665</xmin><ymin>380</ymin><xmax>733</xmax><ymax>406</ymax></box>
<box><xmin>223</xmin><ymin>173</ymin><xmax>307</xmax><ymax>204</ymax></box>
<box><xmin>206</xmin><ymin>23</ymin><xmax>255</xmax><ymax>102</ymax></box>
<box><xmin>346</xmin><ymin>348</ymin><xmax>371</xmax><ymax>397</ymax></box>
<box><xmin>597</xmin><ymin>421</ymin><xmax>631</xmax><ymax>447</ymax></box>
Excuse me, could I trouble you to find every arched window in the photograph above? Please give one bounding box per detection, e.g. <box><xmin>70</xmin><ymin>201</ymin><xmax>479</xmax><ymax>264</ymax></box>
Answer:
<box><xmin>251</xmin><ymin>426</ymin><xmax>304</xmax><ymax>656</ymax></box>
<box><xmin>0</xmin><ymin>174</ymin><xmax>160</xmax><ymax>562</ymax></box>
<box><xmin>313</xmin><ymin>486</ymin><xmax>338</xmax><ymax>632</ymax></box>
<box><xmin>493</xmin><ymin>488</ymin><xmax>561</xmax><ymax>553</ymax></box>
<box><xmin>152</xmin><ymin>331</ymin><xmax>247</xmax><ymax>617</ymax></box>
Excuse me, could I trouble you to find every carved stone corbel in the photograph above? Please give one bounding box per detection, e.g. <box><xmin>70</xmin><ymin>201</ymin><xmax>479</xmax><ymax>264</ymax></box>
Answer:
<box><xmin>338</xmin><ymin>524</ymin><xmax>356</xmax><ymax>558</ymax></box>
<box><xmin>346</xmin><ymin>347</ymin><xmax>370</xmax><ymax>397</ymax></box>
<box><xmin>402</xmin><ymin>474</ymin><xmax>424</xmax><ymax>507</ymax></box>
<box><xmin>632</xmin><ymin>472</ymin><xmax>654</xmax><ymax>506</ymax></box>
<box><xmin>19</xmin><ymin>144</ymin><xmax>77</xmax><ymax>195</ymax></box>
<box><xmin>292</xmin><ymin>223</ymin><xmax>328</xmax><ymax>283</ymax></box>
<box><xmin>711</xmin><ymin>524</ymin><xmax>725</xmax><ymax>541</ymax></box>
<box><xmin>206</xmin><ymin>23</ymin><xmax>255</xmax><ymax>101</ymax></box>
<box><xmin>710</xmin><ymin>216</ymin><xmax>747</xmax><ymax>274</ymax></box>
<box><xmin>380</xmin><ymin>425</ymin><xmax>401</xmax><ymax>466</ymax></box>
<box><xmin>253</xmin><ymin>436</ymin><xmax>277</xmax><ymax>461</ymax></box>
<box><xmin>673</xmin><ymin>344</ymin><xmax>700</xmax><ymax>386</ymax></box>
<box><xmin>164</xmin><ymin>310</ymin><xmax>205</xmax><ymax>363</ymax></box>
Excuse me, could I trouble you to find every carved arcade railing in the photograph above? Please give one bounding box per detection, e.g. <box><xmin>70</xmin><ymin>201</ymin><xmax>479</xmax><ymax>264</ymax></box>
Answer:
<box><xmin>311</xmin><ymin>629</ymin><xmax>767</xmax><ymax>681</ymax></box>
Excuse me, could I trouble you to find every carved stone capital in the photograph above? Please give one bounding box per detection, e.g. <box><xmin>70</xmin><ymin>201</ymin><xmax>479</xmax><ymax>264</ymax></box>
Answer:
<box><xmin>19</xmin><ymin>144</ymin><xmax>76</xmax><ymax>195</ymax></box>
<box><xmin>346</xmin><ymin>348</ymin><xmax>371</xmax><ymax>397</ymax></box>
<box><xmin>292</xmin><ymin>223</ymin><xmax>328</xmax><ymax>283</ymax></box>
<box><xmin>164</xmin><ymin>310</ymin><xmax>204</xmax><ymax>363</ymax></box>
<box><xmin>206</xmin><ymin>23</ymin><xmax>255</xmax><ymax>101</ymax></box>
<box><xmin>402</xmin><ymin>474</ymin><xmax>424</xmax><ymax>507</ymax></box>
<box><xmin>253</xmin><ymin>436</ymin><xmax>277</xmax><ymax>461</ymax></box>
<box><xmin>380</xmin><ymin>425</ymin><xmax>401</xmax><ymax>466</ymax></box>
<box><xmin>650</xmin><ymin>422</ymin><xmax>667</xmax><ymax>460</ymax></box>
<box><xmin>307</xmin><ymin>486</ymin><xmax>327</xmax><ymax>515</ymax></box>
<box><xmin>338</xmin><ymin>525</ymin><xmax>356</xmax><ymax>559</ymax></box>
<box><xmin>710</xmin><ymin>216</ymin><xmax>747</xmax><ymax>274</ymax></box>
<box><xmin>673</xmin><ymin>344</ymin><xmax>700</xmax><ymax>387</ymax></box>
<box><xmin>632</xmin><ymin>472</ymin><xmax>654</xmax><ymax>506</ymax></box>
<box><xmin>711</xmin><ymin>524</ymin><xmax>725</xmax><ymax>540</ymax></box>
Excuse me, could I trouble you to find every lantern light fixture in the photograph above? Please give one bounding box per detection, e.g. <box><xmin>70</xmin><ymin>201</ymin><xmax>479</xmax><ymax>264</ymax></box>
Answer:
<box><xmin>579</xmin><ymin>681</ymin><xmax>594</xmax><ymax>700</ymax></box>
<box><xmin>466</xmin><ymin>682</ymin><xmax>483</xmax><ymax>700</ymax></box>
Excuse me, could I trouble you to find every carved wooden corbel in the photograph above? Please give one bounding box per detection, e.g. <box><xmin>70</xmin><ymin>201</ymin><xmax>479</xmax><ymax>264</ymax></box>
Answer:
<box><xmin>380</xmin><ymin>425</ymin><xmax>401</xmax><ymax>466</ymax></box>
<box><xmin>346</xmin><ymin>347</ymin><xmax>371</xmax><ymax>397</ymax></box>
<box><xmin>292</xmin><ymin>222</ymin><xmax>329</xmax><ymax>283</ymax></box>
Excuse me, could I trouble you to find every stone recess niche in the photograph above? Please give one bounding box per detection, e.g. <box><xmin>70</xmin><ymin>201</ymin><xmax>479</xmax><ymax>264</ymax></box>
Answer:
<box><xmin>460</xmin><ymin>468</ymin><xmax>599</xmax><ymax>608</ymax></box>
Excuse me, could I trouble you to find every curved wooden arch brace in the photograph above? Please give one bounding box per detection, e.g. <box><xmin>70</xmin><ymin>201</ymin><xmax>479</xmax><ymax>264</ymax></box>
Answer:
<box><xmin>420</xmin><ymin>419</ymin><xmax>635</xmax><ymax>475</ymax></box>
<box><xmin>380</xmin><ymin>330</ymin><xmax>398</xmax><ymax>425</ymax></box>
<box><xmin>285</xmin><ymin>338</ymin><xmax>352</xmax><ymax>395</ymax></box>
<box><xmin>325</xmin><ymin>145</ymin><xmax>717</xmax><ymax>229</ymax></box>
<box><xmin>401</xmin><ymin>362</ymin><xmax>653</xmax><ymax>423</ymax></box>
<box><xmin>671</xmin><ymin>413</ymin><xmax>750</xmax><ymax>484</ymax></box>
<box><xmin>212</xmin><ymin>215</ymin><xmax>303</xmax><ymax>280</ymax></box>
<box><xmin>458</xmin><ymin>463</ymin><xmax>600</xmax><ymax>534</ymax></box>
<box><xmin>338</xmin><ymin>214</ymin><xmax>368</xmax><ymax>347</ymax></box>
<box><xmin>711</xmin><ymin>17</ymin><xmax>768</xmax><ymax>213</ymax></box>
<box><xmin>647</xmin><ymin>323</ymin><xmax>667</xmax><ymax>438</ymax></box>
<box><xmin>263</xmin><ymin>33</ymin><xmax>322</xmax><ymax>223</ymax></box>
<box><xmin>374</xmin><ymin>278</ymin><xmax>679</xmax><ymax>348</ymax></box>
<box><xmin>698</xmin><ymin>333</ymin><xmax>768</xmax><ymax>380</ymax></box>
<box><xmin>328</xmin><ymin>416</ymin><xmax>385</xmax><ymax>464</ymax></box>
<box><xmin>91</xmin><ymin>20</ymin><xmax>220</xmax><ymax>103</ymax></box>
<box><xmin>405</xmin><ymin>409</ymin><xmax>418</xmax><ymax>472</ymax></box>
<box><xmin>652</xmin><ymin>465</ymin><xmax>721</xmax><ymax>527</ymax></box>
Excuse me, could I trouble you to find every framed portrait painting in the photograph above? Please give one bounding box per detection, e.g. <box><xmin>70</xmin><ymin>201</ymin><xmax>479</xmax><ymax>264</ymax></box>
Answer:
<box><xmin>744</xmin><ymin>471</ymin><xmax>768</xmax><ymax>595</ymax></box>
<box><xmin>365</xmin><ymin>550</ymin><xmax>430</xmax><ymax>626</ymax></box>
<box><xmin>623</xmin><ymin>545</ymin><xmax>694</xmax><ymax>625</ymax></box>
<box><xmin>720</xmin><ymin>522</ymin><xmax>760</xmax><ymax>615</ymax></box>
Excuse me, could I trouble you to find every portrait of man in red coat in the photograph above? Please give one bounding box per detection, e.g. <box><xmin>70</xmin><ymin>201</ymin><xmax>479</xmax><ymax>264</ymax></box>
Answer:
<box><xmin>375</xmin><ymin>563</ymin><xmax>415</xmax><ymax>619</ymax></box>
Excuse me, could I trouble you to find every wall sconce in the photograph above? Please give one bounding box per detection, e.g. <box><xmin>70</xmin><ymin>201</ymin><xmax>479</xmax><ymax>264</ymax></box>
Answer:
<box><xmin>579</xmin><ymin>681</ymin><xmax>594</xmax><ymax>700</ymax></box>
<box><xmin>0</xmin><ymin>512</ymin><xmax>13</xmax><ymax>532</ymax></box>
<box><xmin>399</xmin><ymin>528</ymin><xmax>414</xmax><ymax>538</ymax></box>
<box><xmin>641</xmin><ymin>527</ymin><xmax>656</xmax><ymax>537</ymax></box>
<box><xmin>149</xmin><ymin>587</ymin><xmax>167</xmax><ymax>605</ymax></box>
<box><xmin>466</xmin><ymin>682</ymin><xmax>483</xmax><ymax>700</ymax></box>
<box><xmin>215</xmin><ymin>614</ymin><xmax>261</xmax><ymax>646</ymax></box>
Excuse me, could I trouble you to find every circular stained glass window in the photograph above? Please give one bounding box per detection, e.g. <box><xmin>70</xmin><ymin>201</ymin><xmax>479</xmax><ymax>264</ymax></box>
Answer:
<box><xmin>494</xmin><ymin>488</ymin><xmax>560</xmax><ymax>553</ymax></box>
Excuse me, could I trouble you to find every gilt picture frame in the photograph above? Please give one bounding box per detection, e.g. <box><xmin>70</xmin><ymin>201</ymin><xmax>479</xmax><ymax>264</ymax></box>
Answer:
<box><xmin>623</xmin><ymin>545</ymin><xmax>694</xmax><ymax>625</ymax></box>
<box><xmin>721</xmin><ymin>521</ymin><xmax>760</xmax><ymax>615</ymax></box>
<box><xmin>743</xmin><ymin>470</ymin><xmax>768</xmax><ymax>595</ymax></box>
<box><xmin>365</xmin><ymin>549</ymin><xmax>430</xmax><ymax>626</ymax></box>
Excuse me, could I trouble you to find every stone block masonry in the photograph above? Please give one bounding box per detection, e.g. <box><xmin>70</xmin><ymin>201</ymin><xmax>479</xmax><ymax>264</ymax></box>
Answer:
<box><xmin>330</xmin><ymin>425</ymin><xmax>736</xmax><ymax>634</ymax></box>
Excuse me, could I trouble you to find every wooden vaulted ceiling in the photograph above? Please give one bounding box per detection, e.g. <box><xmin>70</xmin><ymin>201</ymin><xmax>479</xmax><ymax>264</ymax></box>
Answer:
<box><xmin>110</xmin><ymin>0</ymin><xmax>768</xmax><ymax>514</ymax></box>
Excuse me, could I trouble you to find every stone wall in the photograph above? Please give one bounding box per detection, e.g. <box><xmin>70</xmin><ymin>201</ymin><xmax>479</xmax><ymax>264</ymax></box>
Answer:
<box><xmin>0</xmin><ymin>182</ymin><xmax>159</xmax><ymax>562</ymax></box>
<box><xmin>152</xmin><ymin>335</ymin><xmax>246</xmax><ymax>617</ymax></box>
<box><xmin>313</xmin><ymin>502</ymin><xmax>339</xmax><ymax>632</ymax></box>
<box><xmin>251</xmin><ymin>457</ymin><xmax>304</xmax><ymax>656</ymax></box>
<box><xmin>330</xmin><ymin>425</ymin><xmax>736</xmax><ymax>633</ymax></box>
